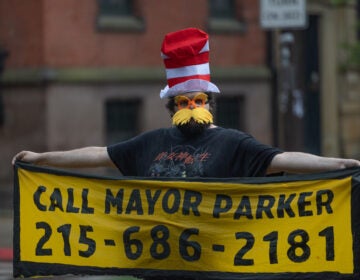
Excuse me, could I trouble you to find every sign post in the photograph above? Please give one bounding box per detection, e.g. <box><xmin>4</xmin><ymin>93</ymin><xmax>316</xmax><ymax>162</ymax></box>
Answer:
<box><xmin>260</xmin><ymin>0</ymin><xmax>308</xmax><ymax>150</ymax></box>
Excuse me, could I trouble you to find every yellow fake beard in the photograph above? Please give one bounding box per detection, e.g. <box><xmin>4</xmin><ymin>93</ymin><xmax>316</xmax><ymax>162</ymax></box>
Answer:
<box><xmin>172</xmin><ymin>107</ymin><xmax>213</xmax><ymax>126</ymax></box>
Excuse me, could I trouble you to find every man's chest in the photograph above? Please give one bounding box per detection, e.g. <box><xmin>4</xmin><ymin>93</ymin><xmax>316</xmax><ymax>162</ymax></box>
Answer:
<box><xmin>145</xmin><ymin>144</ymin><xmax>227</xmax><ymax>177</ymax></box>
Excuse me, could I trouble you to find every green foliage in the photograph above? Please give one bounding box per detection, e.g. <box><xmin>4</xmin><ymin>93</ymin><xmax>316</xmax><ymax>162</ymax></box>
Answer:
<box><xmin>342</xmin><ymin>42</ymin><xmax>360</xmax><ymax>69</ymax></box>
<box><xmin>330</xmin><ymin>0</ymin><xmax>352</xmax><ymax>6</ymax></box>
<box><xmin>329</xmin><ymin>0</ymin><xmax>360</xmax><ymax>69</ymax></box>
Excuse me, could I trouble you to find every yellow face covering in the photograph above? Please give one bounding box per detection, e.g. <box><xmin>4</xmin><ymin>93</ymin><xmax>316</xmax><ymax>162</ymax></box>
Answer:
<box><xmin>172</xmin><ymin>107</ymin><xmax>213</xmax><ymax>126</ymax></box>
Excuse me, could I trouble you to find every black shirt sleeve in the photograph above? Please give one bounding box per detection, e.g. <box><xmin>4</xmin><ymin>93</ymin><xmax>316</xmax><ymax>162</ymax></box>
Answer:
<box><xmin>107</xmin><ymin>136</ymin><xmax>141</xmax><ymax>176</ymax></box>
<box><xmin>229</xmin><ymin>130</ymin><xmax>283</xmax><ymax>177</ymax></box>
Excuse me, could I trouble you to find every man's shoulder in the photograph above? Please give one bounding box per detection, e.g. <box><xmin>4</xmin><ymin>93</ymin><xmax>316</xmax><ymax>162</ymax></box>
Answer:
<box><xmin>141</xmin><ymin>127</ymin><xmax>174</xmax><ymax>136</ymax></box>
<box><xmin>211</xmin><ymin>126</ymin><xmax>249</xmax><ymax>138</ymax></box>
<box><xmin>134</xmin><ymin>127</ymin><xmax>176</xmax><ymax>141</ymax></box>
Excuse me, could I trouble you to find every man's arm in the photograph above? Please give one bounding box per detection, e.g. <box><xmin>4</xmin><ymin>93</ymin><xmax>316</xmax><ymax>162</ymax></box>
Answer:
<box><xmin>267</xmin><ymin>152</ymin><xmax>360</xmax><ymax>174</ymax></box>
<box><xmin>12</xmin><ymin>147</ymin><xmax>116</xmax><ymax>168</ymax></box>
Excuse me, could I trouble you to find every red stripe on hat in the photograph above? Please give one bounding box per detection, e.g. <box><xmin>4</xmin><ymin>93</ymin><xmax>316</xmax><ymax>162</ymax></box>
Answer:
<box><xmin>167</xmin><ymin>74</ymin><xmax>210</xmax><ymax>88</ymax></box>
<box><xmin>161</xmin><ymin>28</ymin><xmax>209</xmax><ymax>57</ymax></box>
<box><xmin>164</xmin><ymin>52</ymin><xmax>209</xmax><ymax>69</ymax></box>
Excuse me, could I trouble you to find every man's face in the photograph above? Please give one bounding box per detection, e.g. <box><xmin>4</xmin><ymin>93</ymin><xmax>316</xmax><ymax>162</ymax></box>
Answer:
<box><xmin>173</xmin><ymin>91</ymin><xmax>210</xmax><ymax>113</ymax></box>
<box><xmin>172</xmin><ymin>91</ymin><xmax>213</xmax><ymax>137</ymax></box>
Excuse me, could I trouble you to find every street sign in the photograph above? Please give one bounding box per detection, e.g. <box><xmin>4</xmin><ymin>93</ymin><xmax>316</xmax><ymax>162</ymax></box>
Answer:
<box><xmin>260</xmin><ymin>0</ymin><xmax>307</xmax><ymax>29</ymax></box>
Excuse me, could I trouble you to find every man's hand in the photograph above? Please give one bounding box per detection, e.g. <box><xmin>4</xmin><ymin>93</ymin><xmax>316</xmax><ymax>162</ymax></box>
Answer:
<box><xmin>12</xmin><ymin>151</ymin><xmax>42</xmax><ymax>165</ymax></box>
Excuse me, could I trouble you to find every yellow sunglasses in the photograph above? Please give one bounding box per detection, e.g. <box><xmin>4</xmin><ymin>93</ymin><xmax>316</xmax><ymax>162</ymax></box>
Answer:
<box><xmin>174</xmin><ymin>93</ymin><xmax>209</xmax><ymax>110</ymax></box>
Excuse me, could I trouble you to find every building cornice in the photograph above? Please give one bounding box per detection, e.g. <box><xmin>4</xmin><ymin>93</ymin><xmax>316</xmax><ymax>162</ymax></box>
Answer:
<box><xmin>1</xmin><ymin>66</ymin><xmax>270</xmax><ymax>85</ymax></box>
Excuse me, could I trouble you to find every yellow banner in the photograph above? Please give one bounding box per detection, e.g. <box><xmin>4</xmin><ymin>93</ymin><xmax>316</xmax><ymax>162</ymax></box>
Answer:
<box><xmin>13</xmin><ymin>163</ymin><xmax>360</xmax><ymax>279</ymax></box>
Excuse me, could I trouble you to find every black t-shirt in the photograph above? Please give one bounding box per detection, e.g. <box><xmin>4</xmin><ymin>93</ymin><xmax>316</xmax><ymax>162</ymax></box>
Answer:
<box><xmin>107</xmin><ymin>127</ymin><xmax>282</xmax><ymax>178</ymax></box>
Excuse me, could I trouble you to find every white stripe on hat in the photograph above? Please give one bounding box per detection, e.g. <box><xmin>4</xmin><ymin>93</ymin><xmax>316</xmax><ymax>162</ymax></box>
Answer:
<box><xmin>160</xmin><ymin>52</ymin><xmax>169</xmax><ymax>59</ymax></box>
<box><xmin>165</xmin><ymin>63</ymin><xmax>210</xmax><ymax>79</ymax></box>
<box><xmin>199</xmin><ymin>40</ymin><xmax>209</xmax><ymax>53</ymax></box>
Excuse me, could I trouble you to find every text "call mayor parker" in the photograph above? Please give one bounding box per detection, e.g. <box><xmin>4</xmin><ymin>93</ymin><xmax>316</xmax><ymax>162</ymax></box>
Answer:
<box><xmin>32</xmin><ymin>185</ymin><xmax>334</xmax><ymax>220</ymax></box>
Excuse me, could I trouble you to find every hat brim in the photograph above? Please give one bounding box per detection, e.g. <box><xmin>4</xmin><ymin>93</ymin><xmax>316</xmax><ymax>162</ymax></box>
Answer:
<box><xmin>160</xmin><ymin>79</ymin><xmax>220</xmax><ymax>99</ymax></box>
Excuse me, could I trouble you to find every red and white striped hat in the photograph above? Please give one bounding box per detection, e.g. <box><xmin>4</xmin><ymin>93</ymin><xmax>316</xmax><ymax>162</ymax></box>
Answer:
<box><xmin>160</xmin><ymin>28</ymin><xmax>220</xmax><ymax>99</ymax></box>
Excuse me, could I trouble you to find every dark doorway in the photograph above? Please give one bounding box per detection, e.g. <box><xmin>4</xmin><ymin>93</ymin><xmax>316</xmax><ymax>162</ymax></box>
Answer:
<box><xmin>275</xmin><ymin>15</ymin><xmax>321</xmax><ymax>154</ymax></box>
<box><xmin>303</xmin><ymin>15</ymin><xmax>321</xmax><ymax>155</ymax></box>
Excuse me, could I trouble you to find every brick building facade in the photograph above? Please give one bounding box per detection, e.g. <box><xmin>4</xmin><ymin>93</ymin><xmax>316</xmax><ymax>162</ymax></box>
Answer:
<box><xmin>0</xmin><ymin>0</ymin><xmax>359</xmax><ymax>208</ymax></box>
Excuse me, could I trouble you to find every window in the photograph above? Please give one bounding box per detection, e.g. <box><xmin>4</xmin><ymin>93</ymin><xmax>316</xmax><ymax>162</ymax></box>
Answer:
<box><xmin>105</xmin><ymin>99</ymin><xmax>141</xmax><ymax>145</ymax></box>
<box><xmin>208</xmin><ymin>0</ymin><xmax>245</xmax><ymax>33</ymax></box>
<box><xmin>210</xmin><ymin>0</ymin><xmax>236</xmax><ymax>18</ymax></box>
<box><xmin>96</xmin><ymin>0</ymin><xmax>144</xmax><ymax>32</ymax></box>
<box><xmin>215</xmin><ymin>96</ymin><xmax>245</xmax><ymax>130</ymax></box>
<box><xmin>99</xmin><ymin>0</ymin><xmax>132</xmax><ymax>16</ymax></box>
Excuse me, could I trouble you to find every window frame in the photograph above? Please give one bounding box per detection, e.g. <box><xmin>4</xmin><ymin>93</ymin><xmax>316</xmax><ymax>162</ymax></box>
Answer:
<box><xmin>96</xmin><ymin>0</ymin><xmax>145</xmax><ymax>32</ymax></box>
<box><xmin>215</xmin><ymin>95</ymin><xmax>245</xmax><ymax>130</ymax></box>
<box><xmin>207</xmin><ymin>0</ymin><xmax>246</xmax><ymax>34</ymax></box>
<box><xmin>105</xmin><ymin>98</ymin><xmax>142</xmax><ymax>145</ymax></box>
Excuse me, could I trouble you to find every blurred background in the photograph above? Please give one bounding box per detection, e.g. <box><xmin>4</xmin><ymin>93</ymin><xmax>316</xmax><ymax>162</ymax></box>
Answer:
<box><xmin>0</xmin><ymin>0</ymin><xmax>360</xmax><ymax>278</ymax></box>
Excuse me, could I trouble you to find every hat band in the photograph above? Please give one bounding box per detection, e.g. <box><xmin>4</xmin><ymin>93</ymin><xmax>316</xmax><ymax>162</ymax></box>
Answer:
<box><xmin>167</xmin><ymin>74</ymin><xmax>210</xmax><ymax>88</ymax></box>
<box><xmin>160</xmin><ymin>79</ymin><xmax>220</xmax><ymax>99</ymax></box>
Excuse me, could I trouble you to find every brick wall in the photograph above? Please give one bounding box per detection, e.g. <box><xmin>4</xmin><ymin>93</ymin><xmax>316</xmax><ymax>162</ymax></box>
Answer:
<box><xmin>1</xmin><ymin>0</ymin><xmax>266</xmax><ymax>69</ymax></box>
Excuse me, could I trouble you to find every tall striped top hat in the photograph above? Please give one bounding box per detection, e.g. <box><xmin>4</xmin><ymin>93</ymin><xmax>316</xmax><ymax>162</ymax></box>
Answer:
<box><xmin>160</xmin><ymin>28</ymin><xmax>220</xmax><ymax>99</ymax></box>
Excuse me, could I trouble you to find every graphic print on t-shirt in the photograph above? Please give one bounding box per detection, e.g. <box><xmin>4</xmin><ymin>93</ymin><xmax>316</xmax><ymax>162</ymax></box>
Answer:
<box><xmin>148</xmin><ymin>145</ymin><xmax>211</xmax><ymax>177</ymax></box>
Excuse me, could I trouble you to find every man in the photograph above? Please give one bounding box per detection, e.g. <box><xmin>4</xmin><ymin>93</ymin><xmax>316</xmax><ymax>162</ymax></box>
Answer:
<box><xmin>12</xmin><ymin>28</ymin><xmax>360</xmax><ymax>176</ymax></box>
